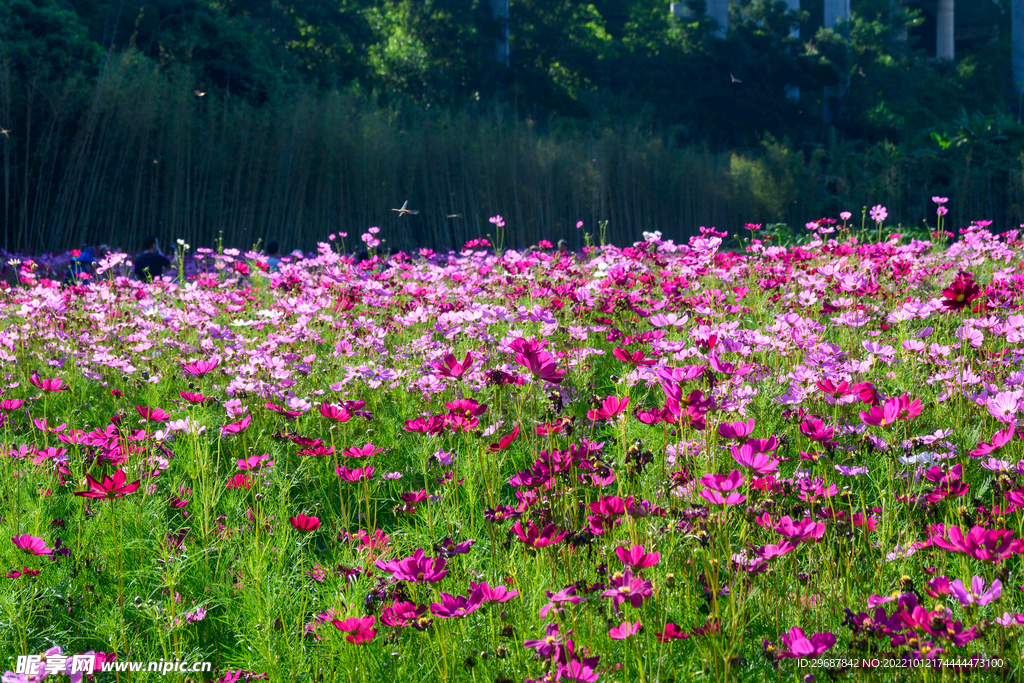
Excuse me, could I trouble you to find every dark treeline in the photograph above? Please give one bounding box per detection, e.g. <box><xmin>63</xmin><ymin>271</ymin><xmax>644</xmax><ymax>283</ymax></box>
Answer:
<box><xmin>0</xmin><ymin>0</ymin><xmax>1022</xmax><ymax>253</ymax></box>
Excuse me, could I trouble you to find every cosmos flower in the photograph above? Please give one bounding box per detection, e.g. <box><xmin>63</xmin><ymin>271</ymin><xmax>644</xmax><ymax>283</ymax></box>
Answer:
<box><xmin>608</xmin><ymin>620</ymin><xmax>641</xmax><ymax>640</ymax></box>
<box><xmin>433</xmin><ymin>352</ymin><xmax>474</xmax><ymax>380</ymax></box>
<box><xmin>183</xmin><ymin>359</ymin><xmax>219</xmax><ymax>376</ymax></box>
<box><xmin>74</xmin><ymin>470</ymin><xmax>141</xmax><ymax>499</ymax></box>
<box><xmin>430</xmin><ymin>591</ymin><xmax>484</xmax><ymax>619</ymax></box>
<box><xmin>289</xmin><ymin>515</ymin><xmax>320</xmax><ymax>532</ymax></box>
<box><xmin>375</xmin><ymin>549</ymin><xmax>448</xmax><ymax>583</ymax></box>
<box><xmin>601</xmin><ymin>571</ymin><xmax>653</xmax><ymax>614</ymax></box>
<box><xmin>11</xmin><ymin>535</ymin><xmax>52</xmax><ymax>556</ymax></box>
<box><xmin>941</xmin><ymin>272</ymin><xmax>981</xmax><ymax>311</ymax></box>
<box><xmin>778</xmin><ymin>627</ymin><xmax>836</xmax><ymax>658</ymax></box>
<box><xmin>586</xmin><ymin>396</ymin><xmax>629</xmax><ymax>421</ymax></box>
<box><xmin>29</xmin><ymin>373</ymin><xmax>68</xmax><ymax>392</ymax></box>
<box><xmin>950</xmin><ymin>576</ymin><xmax>1001</xmax><ymax>606</ymax></box>
<box><xmin>614</xmin><ymin>544</ymin><xmax>660</xmax><ymax>570</ymax></box>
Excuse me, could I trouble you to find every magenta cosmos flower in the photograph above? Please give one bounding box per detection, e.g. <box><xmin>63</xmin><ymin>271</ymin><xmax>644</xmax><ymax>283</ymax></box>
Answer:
<box><xmin>12</xmin><ymin>534</ymin><xmax>52</xmax><ymax>556</ymax></box>
<box><xmin>950</xmin><ymin>576</ymin><xmax>1001</xmax><ymax>606</ymax></box>
<box><xmin>698</xmin><ymin>470</ymin><xmax>746</xmax><ymax>505</ymax></box>
<box><xmin>930</xmin><ymin>524</ymin><xmax>1021</xmax><ymax>563</ymax></box>
<box><xmin>29</xmin><ymin>373</ymin><xmax>68</xmax><ymax>393</ymax></box>
<box><xmin>718</xmin><ymin>418</ymin><xmax>754</xmax><ymax>441</ymax></box>
<box><xmin>289</xmin><ymin>515</ymin><xmax>320</xmax><ymax>532</ymax></box>
<box><xmin>341</xmin><ymin>443</ymin><xmax>383</xmax><ymax>459</ymax></box>
<box><xmin>587</xmin><ymin>396</ymin><xmax>629</xmax><ymax>421</ymax></box>
<box><xmin>430</xmin><ymin>591</ymin><xmax>484</xmax><ymax>619</ymax></box>
<box><xmin>470</xmin><ymin>581</ymin><xmax>519</xmax><ymax>603</ymax></box>
<box><xmin>74</xmin><ymin>470</ymin><xmax>141</xmax><ymax>499</ymax></box>
<box><xmin>375</xmin><ymin>549</ymin><xmax>448</xmax><ymax>583</ymax></box>
<box><xmin>615</xmin><ymin>544</ymin><xmax>660</xmax><ymax>570</ymax></box>
<box><xmin>183</xmin><ymin>359</ymin><xmax>219</xmax><ymax>376</ymax></box>
<box><xmin>433</xmin><ymin>352</ymin><xmax>474</xmax><ymax>380</ymax></box>
<box><xmin>601</xmin><ymin>570</ymin><xmax>653</xmax><ymax>614</ymax></box>
<box><xmin>318</xmin><ymin>404</ymin><xmax>352</xmax><ymax>422</ymax></box>
<box><xmin>608</xmin><ymin>620</ymin><xmax>642</xmax><ymax>640</ymax></box>
<box><xmin>730</xmin><ymin>444</ymin><xmax>778</xmax><ymax>475</ymax></box>
<box><xmin>487</xmin><ymin>426</ymin><xmax>520</xmax><ymax>452</ymax></box>
<box><xmin>136</xmin><ymin>405</ymin><xmax>171</xmax><ymax>421</ymax></box>
<box><xmin>773</xmin><ymin>516</ymin><xmax>826</xmax><ymax>543</ymax></box>
<box><xmin>778</xmin><ymin>627</ymin><xmax>836</xmax><ymax>658</ymax></box>
<box><xmin>510</xmin><ymin>520</ymin><xmax>567</xmax><ymax>549</ymax></box>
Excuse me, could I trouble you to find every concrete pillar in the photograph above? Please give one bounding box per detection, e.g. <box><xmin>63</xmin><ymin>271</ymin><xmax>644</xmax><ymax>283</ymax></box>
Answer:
<box><xmin>785</xmin><ymin>0</ymin><xmax>800</xmax><ymax>101</ymax></box>
<box><xmin>490</xmin><ymin>0</ymin><xmax>509</xmax><ymax>66</ymax></box>
<box><xmin>1013</xmin><ymin>0</ymin><xmax>1023</xmax><ymax>91</ymax></box>
<box><xmin>670</xmin><ymin>2</ymin><xmax>691</xmax><ymax>19</ymax></box>
<box><xmin>823</xmin><ymin>0</ymin><xmax>849</xmax><ymax>28</ymax></box>
<box><xmin>708</xmin><ymin>0</ymin><xmax>729</xmax><ymax>38</ymax></box>
<box><xmin>936</xmin><ymin>0</ymin><xmax>954</xmax><ymax>60</ymax></box>
<box><xmin>822</xmin><ymin>0</ymin><xmax>848</xmax><ymax>123</ymax></box>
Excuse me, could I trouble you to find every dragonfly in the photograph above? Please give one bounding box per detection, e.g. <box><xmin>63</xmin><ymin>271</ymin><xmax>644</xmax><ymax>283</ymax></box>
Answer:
<box><xmin>392</xmin><ymin>201</ymin><xmax>419</xmax><ymax>217</ymax></box>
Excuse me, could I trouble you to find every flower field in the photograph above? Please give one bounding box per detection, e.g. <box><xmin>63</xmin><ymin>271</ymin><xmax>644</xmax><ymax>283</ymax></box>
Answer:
<box><xmin>2</xmin><ymin>217</ymin><xmax>1024</xmax><ymax>682</ymax></box>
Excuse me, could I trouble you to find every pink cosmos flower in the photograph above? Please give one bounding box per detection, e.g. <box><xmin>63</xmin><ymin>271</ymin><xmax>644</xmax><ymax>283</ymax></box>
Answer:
<box><xmin>11</xmin><ymin>534</ymin><xmax>52</xmax><ymax>556</ymax></box>
<box><xmin>430</xmin><ymin>591</ymin><xmax>484</xmax><ymax>618</ymax></box>
<box><xmin>289</xmin><ymin>515</ymin><xmax>320</xmax><ymax>532</ymax></box>
<box><xmin>136</xmin><ymin>406</ymin><xmax>171</xmax><ymax>421</ymax></box>
<box><xmin>238</xmin><ymin>454</ymin><xmax>274</xmax><ymax>471</ymax></box>
<box><xmin>612</xmin><ymin>347</ymin><xmax>657</xmax><ymax>366</ymax></box>
<box><xmin>655</xmin><ymin>622</ymin><xmax>690</xmax><ymax>642</ymax></box>
<box><xmin>513</xmin><ymin>343</ymin><xmax>565</xmax><ymax>384</ymax></box>
<box><xmin>608</xmin><ymin>620</ymin><xmax>642</xmax><ymax>640</ymax></box>
<box><xmin>403</xmin><ymin>416</ymin><xmax>445</xmax><ymax>435</ymax></box>
<box><xmin>510</xmin><ymin>520</ymin><xmax>567</xmax><ymax>549</ymax></box>
<box><xmin>615</xmin><ymin>544</ymin><xmax>660</xmax><ymax>570</ymax></box>
<box><xmin>265</xmin><ymin>402</ymin><xmax>302</xmax><ymax>418</ymax></box>
<box><xmin>539</xmin><ymin>586</ymin><xmax>583</xmax><ymax>618</ymax></box>
<box><xmin>29</xmin><ymin>373</ymin><xmax>68</xmax><ymax>392</ymax></box>
<box><xmin>375</xmin><ymin>549</ymin><xmax>448</xmax><ymax>583</ymax></box>
<box><xmin>74</xmin><ymin>470</ymin><xmax>141</xmax><ymax>499</ymax></box>
<box><xmin>586</xmin><ymin>396</ymin><xmax>629</xmax><ymax>421</ymax></box>
<box><xmin>730</xmin><ymin>444</ymin><xmax>778</xmax><ymax>475</ymax></box>
<box><xmin>524</xmin><ymin>623</ymin><xmax>566</xmax><ymax>658</ymax></box>
<box><xmin>381</xmin><ymin>601</ymin><xmax>429</xmax><ymax>628</ymax></box>
<box><xmin>220</xmin><ymin>414</ymin><xmax>252</xmax><ymax>436</ymax></box>
<box><xmin>433</xmin><ymin>352</ymin><xmax>474</xmax><ymax>380</ymax></box>
<box><xmin>487</xmin><ymin>426</ymin><xmax>520</xmax><ymax>452</ymax></box>
<box><xmin>470</xmin><ymin>581</ymin><xmax>519</xmax><ymax>603</ymax></box>
<box><xmin>718</xmin><ymin>419</ymin><xmax>754</xmax><ymax>441</ymax></box>
<box><xmin>340</xmin><ymin>443</ymin><xmax>383</xmax><ymax>459</ymax></box>
<box><xmin>950</xmin><ymin>576</ymin><xmax>1001</xmax><ymax>606</ymax></box>
<box><xmin>327</xmin><ymin>615</ymin><xmax>376</xmax><ymax>643</ymax></box>
<box><xmin>869</xmin><ymin>205</ymin><xmax>887</xmax><ymax>222</ymax></box>
<box><xmin>860</xmin><ymin>397</ymin><xmax>900</xmax><ymax>427</ymax></box>
<box><xmin>778</xmin><ymin>627</ymin><xmax>836</xmax><ymax>658</ymax></box>
<box><xmin>224</xmin><ymin>474</ymin><xmax>253</xmax><ymax>489</ymax></box>
<box><xmin>557</xmin><ymin>661</ymin><xmax>599</xmax><ymax>683</ymax></box>
<box><xmin>318</xmin><ymin>404</ymin><xmax>352</xmax><ymax>422</ymax></box>
<box><xmin>336</xmin><ymin>466</ymin><xmax>374</xmax><ymax>481</ymax></box>
<box><xmin>183</xmin><ymin>359</ymin><xmax>219</xmax><ymax>376</ymax></box>
<box><xmin>708</xmin><ymin>354</ymin><xmax>751</xmax><ymax>377</ymax></box>
<box><xmin>601</xmin><ymin>570</ymin><xmax>653</xmax><ymax>614</ymax></box>
<box><xmin>930</xmin><ymin>524</ymin><xmax>1021</xmax><ymax>563</ymax></box>
<box><xmin>773</xmin><ymin>516</ymin><xmax>826</xmax><ymax>543</ymax></box>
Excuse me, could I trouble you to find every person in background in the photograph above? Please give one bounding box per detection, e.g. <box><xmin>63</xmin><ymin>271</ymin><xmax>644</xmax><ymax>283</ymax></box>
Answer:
<box><xmin>133</xmin><ymin>235</ymin><xmax>172</xmax><ymax>282</ymax></box>
<box><xmin>265</xmin><ymin>240</ymin><xmax>281</xmax><ymax>272</ymax></box>
<box><xmin>557</xmin><ymin>239</ymin><xmax>569</xmax><ymax>254</ymax></box>
<box><xmin>65</xmin><ymin>245</ymin><xmax>95</xmax><ymax>285</ymax></box>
